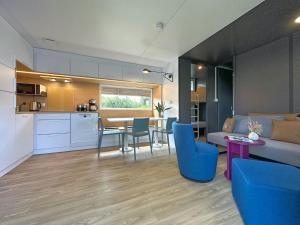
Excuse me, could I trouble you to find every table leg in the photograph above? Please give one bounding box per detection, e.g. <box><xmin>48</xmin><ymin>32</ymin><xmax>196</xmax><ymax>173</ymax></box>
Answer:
<box><xmin>240</xmin><ymin>145</ymin><xmax>250</xmax><ymax>159</ymax></box>
<box><xmin>153</xmin><ymin>120</ymin><xmax>162</xmax><ymax>148</ymax></box>
<box><xmin>224</xmin><ymin>142</ymin><xmax>233</xmax><ymax>180</ymax></box>
<box><xmin>121</xmin><ymin>121</ymin><xmax>133</xmax><ymax>152</ymax></box>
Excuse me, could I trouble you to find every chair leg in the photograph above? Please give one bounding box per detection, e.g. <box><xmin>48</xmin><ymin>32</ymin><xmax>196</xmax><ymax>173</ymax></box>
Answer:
<box><xmin>121</xmin><ymin>133</ymin><xmax>125</xmax><ymax>154</ymax></box>
<box><xmin>166</xmin><ymin>133</ymin><xmax>171</xmax><ymax>155</ymax></box>
<box><xmin>133</xmin><ymin>136</ymin><xmax>136</xmax><ymax>161</ymax></box>
<box><xmin>161</xmin><ymin>132</ymin><xmax>164</xmax><ymax>144</ymax></box>
<box><xmin>137</xmin><ymin>137</ymin><xmax>139</xmax><ymax>149</ymax></box>
<box><xmin>149</xmin><ymin>133</ymin><xmax>153</xmax><ymax>155</ymax></box>
<box><xmin>98</xmin><ymin>134</ymin><xmax>103</xmax><ymax>159</ymax></box>
<box><xmin>152</xmin><ymin>130</ymin><xmax>155</xmax><ymax>146</ymax></box>
<box><xmin>118</xmin><ymin>134</ymin><xmax>121</xmax><ymax>148</ymax></box>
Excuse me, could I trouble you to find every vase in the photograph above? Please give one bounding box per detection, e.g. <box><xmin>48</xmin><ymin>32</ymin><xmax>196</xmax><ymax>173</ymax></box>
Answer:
<box><xmin>158</xmin><ymin>112</ymin><xmax>163</xmax><ymax>118</ymax></box>
<box><xmin>248</xmin><ymin>132</ymin><xmax>259</xmax><ymax>141</ymax></box>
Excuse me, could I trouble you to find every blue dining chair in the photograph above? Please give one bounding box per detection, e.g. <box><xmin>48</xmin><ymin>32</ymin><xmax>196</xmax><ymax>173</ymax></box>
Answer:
<box><xmin>152</xmin><ymin>117</ymin><xmax>177</xmax><ymax>154</ymax></box>
<box><xmin>172</xmin><ymin>122</ymin><xmax>219</xmax><ymax>182</ymax></box>
<box><xmin>98</xmin><ymin>117</ymin><xmax>124</xmax><ymax>158</ymax></box>
<box><xmin>126</xmin><ymin>118</ymin><xmax>152</xmax><ymax>160</ymax></box>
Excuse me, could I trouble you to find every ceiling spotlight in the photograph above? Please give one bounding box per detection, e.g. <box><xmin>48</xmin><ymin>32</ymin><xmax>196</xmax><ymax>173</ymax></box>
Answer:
<box><xmin>197</xmin><ymin>65</ymin><xmax>203</xmax><ymax>70</ymax></box>
<box><xmin>295</xmin><ymin>16</ymin><xmax>300</xmax><ymax>23</ymax></box>
<box><xmin>155</xmin><ymin>22</ymin><xmax>165</xmax><ymax>32</ymax></box>
<box><xmin>64</xmin><ymin>80</ymin><xmax>71</xmax><ymax>83</ymax></box>
<box><xmin>142</xmin><ymin>68</ymin><xmax>173</xmax><ymax>82</ymax></box>
<box><xmin>49</xmin><ymin>78</ymin><xmax>56</xmax><ymax>82</ymax></box>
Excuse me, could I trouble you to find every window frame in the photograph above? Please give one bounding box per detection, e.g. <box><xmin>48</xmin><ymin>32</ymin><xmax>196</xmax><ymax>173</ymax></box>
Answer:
<box><xmin>100</xmin><ymin>85</ymin><xmax>153</xmax><ymax>111</ymax></box>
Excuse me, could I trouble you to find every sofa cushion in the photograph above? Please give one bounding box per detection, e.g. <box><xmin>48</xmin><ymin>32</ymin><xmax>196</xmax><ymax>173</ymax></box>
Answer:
<box><xmin>222</xmin><ymin>118</ymin><xmax>235</xmax><ymax>133</ymax></box>
<box><xmin>233</xmin><ymin>115</ymin><xmax>286</xmax><ymax>138</ymax></box>
<box><xmin>271</xmin><ymin>120</ymin><xmax>300</xmax><ymax>145</ymax></box>
<box><xmin>207</xmin><ymin>132</ymin><xmax>300</xmax><ymax>167</ymax></box>
<box><xmin>250</xmin><ymin>137</ymin><xmax>300</xmax><ymax>167</ymax></box>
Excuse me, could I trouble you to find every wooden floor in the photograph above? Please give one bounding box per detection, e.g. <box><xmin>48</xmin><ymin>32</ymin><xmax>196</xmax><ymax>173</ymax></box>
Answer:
<box><xmin>0</xmin><ymin>146</ymin><xmax>242</xmax><ymax>225</ymax></box>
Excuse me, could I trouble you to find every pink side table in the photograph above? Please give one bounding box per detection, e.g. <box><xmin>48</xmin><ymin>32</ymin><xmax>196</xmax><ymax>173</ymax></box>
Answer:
<box><xmin>224</xmin><ymin>136</ymin><xmax>265</xmax><ymax>180</ymax></box>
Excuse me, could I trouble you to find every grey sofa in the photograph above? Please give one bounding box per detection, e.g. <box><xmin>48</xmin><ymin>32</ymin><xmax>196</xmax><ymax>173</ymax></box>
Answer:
<box><xmin>207</xmin><ymin>115</ymin><xmax>300</xmax><ymax>167</ymax></box>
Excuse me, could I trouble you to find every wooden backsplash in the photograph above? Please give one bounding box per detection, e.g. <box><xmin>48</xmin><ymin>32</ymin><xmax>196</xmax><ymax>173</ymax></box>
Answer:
<box><xmin>16</xmin><ymin>75</ymin><xmax>162</xmax><ymax>126</ymax></box>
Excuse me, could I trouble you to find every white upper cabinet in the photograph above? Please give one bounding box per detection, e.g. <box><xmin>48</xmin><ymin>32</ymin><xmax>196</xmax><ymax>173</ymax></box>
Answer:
<box><xmin>70</xmin><ymin>55</ymin><xmax>98</xmax><ymax>78</ymax></box>
<box><xmin>142</xmin><ymin>66</ymin><xmax>163</xmax><ymax>84</ymax></box>
<box><xmin>34</xmin><ymin>48</ymin><xmax>70</xmax><ymax>75</ymax></box>
<box><xmin>99</xmin><ymin>59</ymin><xmax>123</xmax><ymax>80</ymax></box>
<box><xmin>0</xmin><ymin>63</ymin><xmax>15</xmax><ymax>92</ymax></box>
<box><xmin>122</xmin><ymin>63</ymin><xmax>144</xmax><ymax>82</ymax></box>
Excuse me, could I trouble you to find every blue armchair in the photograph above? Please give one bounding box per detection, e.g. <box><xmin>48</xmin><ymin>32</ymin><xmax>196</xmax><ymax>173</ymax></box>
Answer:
<box><xmin>172</xmin><ymin>123</ymin><xmax>219</xmax><ymax>182</ymax></box>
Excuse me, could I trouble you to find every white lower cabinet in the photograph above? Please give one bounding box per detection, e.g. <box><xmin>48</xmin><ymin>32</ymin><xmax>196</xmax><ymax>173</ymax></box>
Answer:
<box><xmin>36</xmin><ymin>133</ymin><xmax>70</xmax><ymax>149</ymax></box>
<box><xmin>34</xmin><ymin>113</ymin><xmax>71</xmax><ymax>154</ymax></box>
<box><xmin>15</xmin><ymin>114</ymin><xmax>33</xmax><ymax>159</ymax></box>
<box><xmin>71</xmin><ymin>113</ymin><xmax>98</xmax><ymax>148</ymax></box>
<box><xmin>33</xmin><ymin>112</ymin><xmax>98</xmax><ymax>154</ymax></box>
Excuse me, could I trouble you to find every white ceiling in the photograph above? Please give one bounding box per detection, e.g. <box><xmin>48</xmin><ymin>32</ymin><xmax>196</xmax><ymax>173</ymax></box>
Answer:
<box><xmin>0</xmin><ymin>0</ymin><xmax>264</xmax><ymax>67</ymax></box>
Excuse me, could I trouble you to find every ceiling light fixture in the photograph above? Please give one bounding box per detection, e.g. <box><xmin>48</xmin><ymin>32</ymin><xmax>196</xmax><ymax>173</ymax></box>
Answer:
<box><xmin>295</xmin><ymin>16</ymin><xmax>300</xmax><ymax>23</ymax></box>
<box><xmin>142</xmin><ymin>68</ymin><xmax>173</xmax><ymax>82</ymax></box>
<box><xmin>197</xmin><ymin>65</ymin><xmax>203</xmax><ymax>70</ymax></box>
<box><xmin>49</xmin><ymin>78</ymin><xmax>56</xmax><ymax>82</ymax></box>
<box><xmin>64</xmin><ymin>80</ymin><xmax>71</xmax><ymax>83</ymax></box>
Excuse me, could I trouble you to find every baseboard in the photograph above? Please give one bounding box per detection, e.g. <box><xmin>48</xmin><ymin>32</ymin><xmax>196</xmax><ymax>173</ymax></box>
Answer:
<box><xmin>0</xmin><ymin>152</ymin><xmax>32</xmax><ymax>177</ymax></box>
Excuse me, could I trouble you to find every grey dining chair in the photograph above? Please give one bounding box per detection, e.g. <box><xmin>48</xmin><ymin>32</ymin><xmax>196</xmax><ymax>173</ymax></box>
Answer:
<box><xmin>126</xmin><ymin>118</ymin><xmax>152</xmax><ymax>160</ymax></box>
<box><xmin>152</xmin><ymin>117</ymin><xmax>177</xmax><ymax>154</ymax></box>
<box><xmin>98</xmin><ymin>117</ymin><xmax>124</xmax><ymax>158</ymax></box>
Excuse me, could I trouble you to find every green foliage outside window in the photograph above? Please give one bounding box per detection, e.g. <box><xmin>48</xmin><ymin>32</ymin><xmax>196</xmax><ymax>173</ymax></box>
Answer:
<box><xmin>101</xmin><ymin>95</ymin><xmax>151</xmax><ymax>109</ymax></box>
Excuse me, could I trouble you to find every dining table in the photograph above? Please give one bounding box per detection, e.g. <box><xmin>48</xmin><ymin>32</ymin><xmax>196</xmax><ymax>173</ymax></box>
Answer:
<box><xmin>107</xmin><ymin>117</ymin><xmax>168</xmax><ymax>152</ymax></box>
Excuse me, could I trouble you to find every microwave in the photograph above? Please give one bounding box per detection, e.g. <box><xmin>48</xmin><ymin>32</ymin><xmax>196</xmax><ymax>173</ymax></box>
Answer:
<box><xmin>16</xmin><ymin>83</ymin><xmax>47</xmax><ymax>96</ymax></box>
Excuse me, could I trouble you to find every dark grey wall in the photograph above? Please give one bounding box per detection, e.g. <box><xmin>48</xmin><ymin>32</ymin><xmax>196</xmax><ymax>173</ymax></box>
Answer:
<box><xmin>235</xmin><ymin>36</ymin><xmax>292</xmax><ymax>115</ymax></box>
<box><xmin>178</xmin><ymin>57</ymin><xmax>191</xmax><ymax>123</ymax></box>
<box><xmin>293</xmin><ymin>32</ymin><xmax>300</xmax><ymax>112</ymax></box>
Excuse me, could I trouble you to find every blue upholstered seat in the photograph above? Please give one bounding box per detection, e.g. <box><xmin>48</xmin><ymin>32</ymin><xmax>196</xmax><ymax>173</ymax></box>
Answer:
<box><xmin>172</xmin><ymin>123</ymin><xmax>218</xmax><ymax>181</ymax></box>
<box><xmin>232</xmin><ymin>158</ymin><xmax>300</xmax><ymax>225</ymax></box>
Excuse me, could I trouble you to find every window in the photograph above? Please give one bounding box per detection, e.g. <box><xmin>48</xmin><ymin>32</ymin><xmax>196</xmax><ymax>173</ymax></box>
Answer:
<box><xmin>100</xmin><ymin>85</ymin><xmax>152</xmax><ymax>109</ymax></box>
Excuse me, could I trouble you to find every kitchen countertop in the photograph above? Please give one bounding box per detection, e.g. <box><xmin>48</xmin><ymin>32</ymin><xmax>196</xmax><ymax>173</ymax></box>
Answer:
<box><xmin>16</xmin><ymin>111</ymin><xmax>99</xmax><ymax>114</ymax></box>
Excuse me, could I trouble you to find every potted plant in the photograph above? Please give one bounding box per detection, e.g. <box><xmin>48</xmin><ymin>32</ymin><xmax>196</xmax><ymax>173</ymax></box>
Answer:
<box><xmin>248</xmin><ymin>119</ymin><xmax>263</xmax><ymax>141</ymax></box>
<box><xmin>154</xmin><ymin>102</ymin><xmax>171</xmax><ymax>118</ymax></box>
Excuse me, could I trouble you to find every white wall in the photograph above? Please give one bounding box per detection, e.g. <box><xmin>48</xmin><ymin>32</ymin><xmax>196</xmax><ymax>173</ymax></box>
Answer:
<box><xmin>162</xmin><ymin>58</ymin><xmax>179</xmax><ymax>149</ymax></box>
<box><xmin>0</xmin><ymin>15</ymin><xmax>33</xmax><ymax>69</ymax></box>
<box><xmin>162</xmin><ymin>58</ymin><xmax>179</xmax><ymax>118</ymax></box>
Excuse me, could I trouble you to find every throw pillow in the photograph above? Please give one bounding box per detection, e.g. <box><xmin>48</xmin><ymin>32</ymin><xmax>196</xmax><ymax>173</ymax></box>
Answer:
<box><xmin>222</xmin><ymin>118</ymin><xmax>235</xmax><ymax>133</ymax></box>
<box><xmin>233</xmin><ymin>115</ymin><xmax>286</xmax><ymax>137</ymax></box>
<box><xmin>271</xmin><ymin>120</ymin><xmax>300</xmax><ymax>145</ymax></box>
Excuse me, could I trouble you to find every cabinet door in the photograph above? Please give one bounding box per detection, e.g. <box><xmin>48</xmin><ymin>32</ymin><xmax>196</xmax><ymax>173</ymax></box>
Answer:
<box><xmin>34</xmin><ymin>49</ymin><xmax>70</xmax><ymax>75</ymax></box>
<box><xmin>35</xmin><ymin>133</ymin><xmax>70</xmax><ymax>149</ymax></box>
<box><xmin>0</xmin><ymin>63</ymin><xmax>15</xmax><ymax>92</ymax></box>
<box><xmin>122</xmin><ymin>63</ymin><xmax>144</xmax><ymax>82</ymax></box>
<box><xmin>0</xmin><ymin>92</ymin><xmax>16</xmax><ymax>172</ymax></box>
<box><xmin>99</xmin><ymin>60</ymin><xmax>123</xmax><ymax>80</ymax></box>
<box><xmin>15</xmin><ymin>114</ymin><xmax>33</xmax><ymax>158</ymax></box>
<box><xmin>70</xmin><ymin>55</ymin><xmax>98</xmax><ymax>78</ymax></box>
<box><xmin>71</xmin><ymin>113</ymin><xmax>98</xmax><ymax>147</ymax></box>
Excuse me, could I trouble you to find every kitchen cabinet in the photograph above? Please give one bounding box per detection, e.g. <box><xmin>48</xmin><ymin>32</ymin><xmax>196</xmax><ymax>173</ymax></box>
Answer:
<box><xmin>0</xmin><ymin>91</ymin><xmax>16</xmax><ymax>174</ymax></box>
<box><xmin>0</xmin><ymin>62</ymin><xmax>15</xmax><ymax>92</ymax></box>
<box><xmin>15</xmin><ymin>114</ymin><xmax>33</xmax><ymax>159</ymax></box>
<box><xmin>99</xmin><ymin>59</ymin><xmax>123</xmax><ymax>80</ymax></box>
<box><xmin>70</xmin><ymin>55</ymin><xmax>98</xmax><ymax>78</ymax></box>
<box><xmin>122</xmin><ymin>63</ymin><xmax>144</xmax><ymax>82</ymax></box>
<box><xmin>34</xmin><ymin>113</ymin><xmax>71</xmax><ymax>154</ymax></box>
<box><xmin>34</xmin><ymin>48</ymin><xmax>70</xmax><ymax>75</ymax></box>
<box><xmin>71</xmin><ymin>113</ymin><xmax>98</xmax><ymax>148</ymax></box>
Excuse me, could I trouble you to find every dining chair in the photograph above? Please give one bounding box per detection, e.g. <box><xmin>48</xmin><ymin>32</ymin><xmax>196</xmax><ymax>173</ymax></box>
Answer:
<box><xmin>152</xmin><ymin>117</ymin><xmax>177</xmax><ymax>154</ymax></box>
<box><xmin>98</xmin><ymin>117</ymin><xmax>124</xmax><ymax>158</ymax></box>
<box><xmin>126</xmin><ymin>118</ymin><xmax>152</xmax><ymax>160</ymax></box>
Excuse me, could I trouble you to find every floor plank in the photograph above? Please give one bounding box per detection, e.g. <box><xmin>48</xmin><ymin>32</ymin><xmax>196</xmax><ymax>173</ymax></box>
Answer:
<box><xmin>0</xmin><ymin>146</ymin><xmax>242</xmax><ymax>225</ymax></box>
